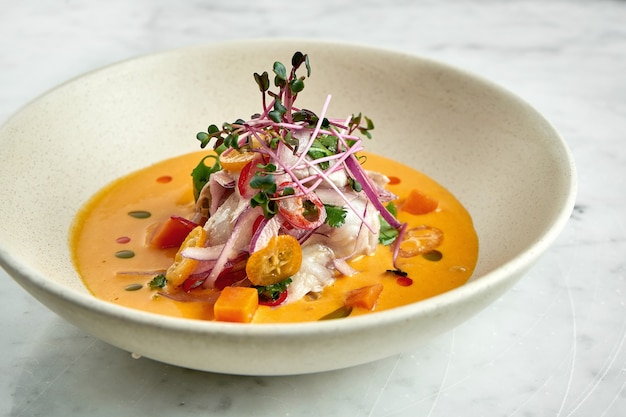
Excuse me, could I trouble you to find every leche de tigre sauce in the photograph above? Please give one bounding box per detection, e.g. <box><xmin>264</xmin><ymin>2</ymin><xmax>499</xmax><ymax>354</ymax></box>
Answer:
<box><xmin>70</xmin><ymin>151</ymin><xmax>478</xmax><ymax>323</ymax></box>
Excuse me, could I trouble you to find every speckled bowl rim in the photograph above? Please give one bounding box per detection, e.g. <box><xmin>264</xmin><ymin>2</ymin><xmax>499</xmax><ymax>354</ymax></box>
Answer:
<box><xmin>0</xmin><ymin>39</ymin><xmax>577</xmax><ymax>373</ymax></box>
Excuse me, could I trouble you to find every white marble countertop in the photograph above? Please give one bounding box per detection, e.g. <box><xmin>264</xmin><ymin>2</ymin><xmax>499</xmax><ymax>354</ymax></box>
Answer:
<box><xmin>1</xmin><ymin>0</ymin><xmax>625</xmax><ymax>416</ymax></box>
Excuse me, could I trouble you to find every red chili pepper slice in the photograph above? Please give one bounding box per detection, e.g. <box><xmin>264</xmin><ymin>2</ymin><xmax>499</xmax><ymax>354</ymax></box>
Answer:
<box><xmin>237</xmin><ymin>155</ymin><xmax>266</xmax><ymax>199</ymax></box>
<box><xmin>258</xmin><ymin>289</ymin><xmax>289</xmax><ymax>307</ymax></box>
<box><xmin>277</xmin><ymin>186</ymin><xmax>326</xmax><ymax>230</ymax></box>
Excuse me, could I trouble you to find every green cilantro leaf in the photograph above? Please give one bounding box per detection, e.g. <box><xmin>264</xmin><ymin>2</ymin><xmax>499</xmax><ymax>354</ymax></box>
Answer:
<box><xmin>149</xmin><ymin>274</ymin><xmax>168</xmax><ymax>290</ymax></box>
<box><xmin>254</xmin><ymin>278</ymin><xmax>292</xmax><ymax>301</ymax></box>
<box><xmin>324</xmin><ymin>204</ymin><xmax>347</xmax><ymax>228</ymax></box>
<box><xmin>307</xmin><ymin>134</ymin><xmax>338</xmax><ymax>170</ymax></box>
<box><xmin>191</xmin><ymin>155</ymin><xmax>221</xmax><ymax>201</ymax></box>
<box><xmin>378</xmin><ymin>202</ymin><xmax>399</xmax><ymax>245</ymax></box>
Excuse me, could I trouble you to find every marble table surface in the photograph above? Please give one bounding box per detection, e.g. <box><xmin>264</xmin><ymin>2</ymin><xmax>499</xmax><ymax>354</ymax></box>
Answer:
<box><xmin>1</xmin><ymin>1</ymin><xmax>625</xmax><ymax>416</ymax></box>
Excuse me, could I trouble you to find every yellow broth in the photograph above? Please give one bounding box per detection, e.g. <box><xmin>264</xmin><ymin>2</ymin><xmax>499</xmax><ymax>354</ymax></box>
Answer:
<box><xmin>70</xmin><ymin>151</ymin><xmax>478</xmax><ymax>323</ymax></box>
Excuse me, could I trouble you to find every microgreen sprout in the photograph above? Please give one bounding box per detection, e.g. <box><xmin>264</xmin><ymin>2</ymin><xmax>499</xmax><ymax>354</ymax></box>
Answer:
<box><xmin>195</xmin><ymin>51</ymin><xmax>405</xmax><ymax>264</ymax></box>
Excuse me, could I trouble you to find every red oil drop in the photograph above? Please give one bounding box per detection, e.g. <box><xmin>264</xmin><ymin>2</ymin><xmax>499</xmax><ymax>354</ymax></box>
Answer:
<box><xmin>157</xmin><ymin>175</ymin><xmax>172</xmax><ymax>183</ymax></box>
<box><xmin>388</xmin><ymin>176</ymin><xmax>401</xmax><ymax>185</ymax></box>
<box><xmin>396</xmin><ymin>276</ymin><xmax>413</xmax><ymax>287</ymax></box>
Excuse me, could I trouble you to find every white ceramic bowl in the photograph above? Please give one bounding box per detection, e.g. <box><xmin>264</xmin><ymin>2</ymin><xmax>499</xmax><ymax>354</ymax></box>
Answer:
<box><xmin>0</xmin><ymin>40</ymin><xmax>576</xmax><ymax>375</ymax></box>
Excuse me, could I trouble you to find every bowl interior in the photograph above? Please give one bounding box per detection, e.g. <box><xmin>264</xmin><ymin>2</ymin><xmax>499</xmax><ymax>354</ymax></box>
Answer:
<box><xmin>0</xmin><ymin>41</ymin><xmax>575</xmax><ymax>336</ymax></box>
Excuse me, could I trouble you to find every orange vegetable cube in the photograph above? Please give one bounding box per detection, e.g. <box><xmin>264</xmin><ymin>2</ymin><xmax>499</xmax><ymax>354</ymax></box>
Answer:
<box><xmin>149</xmin><ymin>216</ymin><xmax>197</xmax><ymax>249</ymax></box>
<box><xmin>345</xmin><ymin>283</ymin><xmax>384</xmax><ymax>310</ymax></box>
<box><xmin>214</xmin><ymin>286</ymin><xmax>259</xmax><ymax>323</ymax></box>
<box><xmin>402</xmin><ymin>189</ymin><xmax>438</xmax><ymax>215</ymax></box>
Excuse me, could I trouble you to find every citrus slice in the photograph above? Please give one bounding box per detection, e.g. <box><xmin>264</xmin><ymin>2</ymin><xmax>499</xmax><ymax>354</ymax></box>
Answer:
<box><xmin>219</xmin><ymin>148</ymin><xmax>259</xmax><ymax>172</ymax></box>
<box><xmin>398</xmin><ymin>225</ymin><xmax>443</xmax><ymax>257</ymax></box>
<box><xmin>245</xmin><ymin>235</ymin><xmax>302</xmax><ymax>286</ymax></box>
<box><xmin>165</xmin><ymin>226</ymin><xmax>207</xmax><ymax>287</ymax></box>
<box><xmin>218</xmin><ymin>137</ymin><xmax>264</xmax><ymax>172</ymax></box>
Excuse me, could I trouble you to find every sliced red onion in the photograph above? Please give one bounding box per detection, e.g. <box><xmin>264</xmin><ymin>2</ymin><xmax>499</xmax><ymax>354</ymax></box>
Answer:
<box><xmin>208</xmin><ymin>173</ymin><xmax>235</xmax><ymax>216</ymax></box>
<box><xmin>181</xmin><ymin>244</ymin><xmax>225</xmax><ymax>261</ymax></box>
<box><xmin>344</xmin><ymin>154</ymin><xmax>402</xmax><ymax>230</ymax></box>
<box><xmin>188</xmin><ymin>251</ymin><xmax>247</xmax><ymax>282</ymax></box>
<box><xmin>190</xmin><ymin>260</ymin><xmax>216</xmax><ymax>276</ymax></box>
<box><xmin>365</xmin><ymin>170</ymin><xmax>398</xmax><ymax>203</ymax></box>
<box><xmin>159</xmin><ymin>290</ymin><xmax>220</xmax><ymax>304</ymax></box>
<box><xmin>203</xmin><ymin>205</ymin><xmax>262</xmax><ymax>288</ymax></box>
<box><xmin>212</xmin><ymin>168</ymin><xmax>236</xmax><ymax>188</ymax></box>
<box><xmin>115</xmin><ymin>269</ymin><xmax>166</xmax><ymax>277</ymax></box>
<box><xmin>279</xmin><ymin>219</ymin><xmax>316</xmax><ymax>243</ymax></box>
<box><xmin>249</xmin><ymin>215</ymin><xmax>281</xmax><ymax>253</ymax></box>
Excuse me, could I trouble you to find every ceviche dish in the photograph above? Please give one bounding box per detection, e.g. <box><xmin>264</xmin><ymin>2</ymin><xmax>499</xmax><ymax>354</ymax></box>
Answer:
<box><xmin>71</xmin><ymin>52</ymin><xmax>478</xmax><ymax>324</ymax></box>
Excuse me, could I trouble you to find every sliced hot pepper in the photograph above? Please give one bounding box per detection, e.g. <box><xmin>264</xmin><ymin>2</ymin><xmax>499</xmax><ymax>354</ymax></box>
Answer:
<box><xmin>258</xmin><ymin>288</ymin><xmax>289</xmax><ymax>307</ymax></box>
<box><xmin>237</xmin><ymin>155</ymin><xmax>267</xmax><ymax>199</ymax></box>
<box><xmin>277</xmin><ymin>187</ymin><xmax>326</xmax><ymax>230</ymax></box>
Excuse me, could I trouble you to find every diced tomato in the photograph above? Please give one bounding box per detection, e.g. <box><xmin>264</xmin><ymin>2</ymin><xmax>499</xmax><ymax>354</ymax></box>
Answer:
<box><xmin>150</xmin><ymin>216</ymin><xmax>199</xmax><ymax>249</ymax></box>
<box><xmin>183</xmin><ymin>255</ymin><xmax>249</xmax><ymax>291</ymax></box>
<box><xmin>214</xmin><ymin>266</ymin><xmax>248</xmax><ymax>290</ymax></box>
<box><xmin>182</xmin><ymin>273</ymin><xmax>207</xmax><ymax>292</ymax></box>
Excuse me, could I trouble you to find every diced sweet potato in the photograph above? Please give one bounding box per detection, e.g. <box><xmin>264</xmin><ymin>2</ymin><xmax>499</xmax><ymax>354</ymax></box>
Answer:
<box><xmin>402</xmin><ymin>189</ymin><xmax>438</xmax><ymax>215</ymax></box>
<box><xmin>345</xmin><ymin>283</ymin><xmax>383</xmax><ymax>310</ymax></box>
<box><xmin>214</xmin><ymin>286</ymin><xmax>259</xmax><ymax>323</ymax></box>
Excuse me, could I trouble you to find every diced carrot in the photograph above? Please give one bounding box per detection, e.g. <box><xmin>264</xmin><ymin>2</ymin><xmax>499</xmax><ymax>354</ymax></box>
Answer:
<box><xmin>345</xmin><ymin>283</ymin><xmax>384</xmax><ymax>310</ymax></box>
<box><xmin>402</xmin><ymin>189</ymin><xmax>438</xmax><ymax>215</ymax></box>
<box><xmin>213</xmin><ymin>286</ymin><xmax>259</xmax><ymax>323</ymax></box>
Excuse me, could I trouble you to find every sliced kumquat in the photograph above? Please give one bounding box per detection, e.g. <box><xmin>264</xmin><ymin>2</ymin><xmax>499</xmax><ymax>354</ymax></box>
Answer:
<box><xmin>245</xmin><ymin>235</ymin><xmax>302</xmax><ymax>286</ymax></box>
<box><xmin>398</xmin><ymin>225</ymin><xmax>443</xmax><ymax>257</ymax></box>
<box><xmin>218</xmin><ymin>148</ymin><xmax>259</xmax><ymax>172</ymax></box>
<box><xmin>165</xmin><ymin>226</ymin><xmax>207</xmax><ymax>287</ymax></box>
<box><xmin>218</xmin><ymin>137</ymin><xmax>263</xmax><ymax>172</ymax></box>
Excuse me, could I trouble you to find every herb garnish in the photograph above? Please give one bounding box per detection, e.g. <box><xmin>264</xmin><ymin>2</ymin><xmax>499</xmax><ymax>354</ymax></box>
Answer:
<box><xmin>324</xmin><ymin>204</ymin><xmax>347</xmax><ymax>228</ymax></box>
<box><xmin>149</xmin><ymin>274</ymin><xmax>168</xmax><ymax>290</ymax></box>
<box><xmin>378</xmin><ymin>202</ymin><xmax>399</xmax><ymax>245</ymax></box>
<box><xmin>191</xmin><ymin>155</ymin><xmax>221</xmax><ymax>201</ymax></box>
<box><xmin>254</xmin><ymin>278</ymin><xmax>293</xmax><ymax>301</ymax></box>
<box><xmin>192</xmin><ymin>51</ymin><xmax>406</xmax><ymax>281</ymax></box>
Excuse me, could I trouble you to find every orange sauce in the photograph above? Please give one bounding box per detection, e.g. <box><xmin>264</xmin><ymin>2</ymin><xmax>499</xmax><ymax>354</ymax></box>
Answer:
<box><xmin>70</xmin><ymin>151</ymin><xmax>478</xmax><ymax>323</ymax></box>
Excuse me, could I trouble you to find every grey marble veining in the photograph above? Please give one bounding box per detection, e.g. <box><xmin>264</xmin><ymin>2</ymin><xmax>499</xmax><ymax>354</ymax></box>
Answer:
<box><xmin>2</xmin><ymin>0</ymin><xmax>625</xmax><ymax>416</ymax></box>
